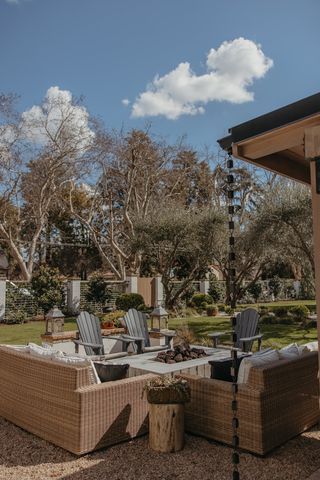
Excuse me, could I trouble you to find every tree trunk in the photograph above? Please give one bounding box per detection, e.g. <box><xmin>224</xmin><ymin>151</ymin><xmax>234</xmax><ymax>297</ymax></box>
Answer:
<box><xmin>148</xmin><ymin>403</ymin><xmax>184</xmax><ymax>453</ymax></box>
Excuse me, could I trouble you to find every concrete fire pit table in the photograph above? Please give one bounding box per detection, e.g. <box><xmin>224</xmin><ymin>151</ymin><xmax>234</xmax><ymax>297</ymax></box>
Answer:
<box><xmin>109</xmin><ymin>346</ymin><xmax>232</xmax><ymax>378</ymax></box>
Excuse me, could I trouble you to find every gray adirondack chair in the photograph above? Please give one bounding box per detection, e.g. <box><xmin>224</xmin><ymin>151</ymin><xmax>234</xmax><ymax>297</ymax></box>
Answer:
<box><xmin>208</xmin><ymin>308</ymin><xmax>263</xmax><ymax>352</ymax></box>
<box><xmin>73</xmin><ymin>311</ymin><xmax>144</xmax><ymax>356</ymax></box>
<box><xmin>121</xmin><ymin>308</ymin><xmax>175</xmax><ymax>354</ymax></box>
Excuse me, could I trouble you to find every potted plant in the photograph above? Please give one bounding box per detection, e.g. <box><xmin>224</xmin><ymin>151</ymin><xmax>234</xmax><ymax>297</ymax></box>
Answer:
<box><xmin>206</xmin><ymin>304</ymin><xmax>218</xmax><ymax>317</ymax></box>
<box><xmin>144</xmin><ymin>376</ymin><xmax>190</xmax><ymax>453</ymax></box>
<box><xmin>100</xmin><ymin>310</ymin><xmax>125</xmax><ymax>329</ymax></box>
<box><xmin>144</xmin><ymin>376</ymin><xmax>191</xmax><ymax>404</ymax></box>
<box><xmin>100</xmin><ymin>319</ymin><xmax>114</xmax><ymax>329</ymax></box>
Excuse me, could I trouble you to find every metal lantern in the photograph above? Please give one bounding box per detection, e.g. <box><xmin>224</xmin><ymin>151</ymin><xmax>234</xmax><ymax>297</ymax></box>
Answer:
<box><xmin>45</xmin><ymin>306</ymin><xmax>65</xmax><ymax>334</ymax></box>
<box><xmin>150</xmin><ymin>306</ymin><xmax>169</xmax><ymax>331</ymax></box>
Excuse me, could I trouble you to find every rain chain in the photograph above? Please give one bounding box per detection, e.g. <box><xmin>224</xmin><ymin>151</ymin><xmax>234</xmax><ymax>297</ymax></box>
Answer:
<box><xmin>226</xmin><ymin>152</ymin><xmax>240</xmax><ymax>480</ymax></box>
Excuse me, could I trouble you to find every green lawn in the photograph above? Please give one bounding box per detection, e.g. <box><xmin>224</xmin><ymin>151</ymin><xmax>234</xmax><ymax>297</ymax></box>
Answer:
<box><xmin>0</xmin><ymin>318</ymin><xmax>77</xmax><ymax>345</ymax></box>
<box><xmin>240</xmin><ymin>299</ymin><xmax>316</xmax><ymax>308</ymax></box>
<box><xmin>0</xmin><ymin>299</ymin><xmax>317</xmax><ymax>348</ymax></box>
<box><xmin>169</xmin><ymin>315</ymin><xmax>318</xmax><ymax>349</ymax></box>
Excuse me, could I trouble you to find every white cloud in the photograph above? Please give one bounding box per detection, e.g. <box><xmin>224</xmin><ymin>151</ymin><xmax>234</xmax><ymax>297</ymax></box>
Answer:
<box><xmin>4</xmin><ymin>0</ymin><xmax>28</xmax><ymax>4</ymax></box>
<box><xmin>21</xmin><ymin>86</ymin><xmax>95</xmax><ymax>151</ymax></box>
<box><xmin>122</xmin><ymin>98</ymin><xmax>130</xmax><ymax>106</ymax></box>
<box><xmin>131</xmin><ymin>38</ymin><xmax>273</xmax><ymax>120</ymax></box>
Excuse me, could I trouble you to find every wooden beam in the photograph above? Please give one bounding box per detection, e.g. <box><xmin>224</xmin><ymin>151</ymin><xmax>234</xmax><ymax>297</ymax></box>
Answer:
<box><xmin>305</xmin><ymin>126</ymin><xmax>320</xmax><ymax>159</ymax></box>
<box><xmin>237</xmin><ymin>113</ymin><xmax>320</xmax><ymax>160</ymax></box>
<box><xmin>309</xmin><ymin>159</ymin><xmax>320</xmax><ymax>380</ymax></box>
<box><xmin>240</xmin><ymin>128</ymin><xmax>304</xmax><ymax>160</ymax></box>
<box><xmin>233</xmin><ymin>144</ymin><xmax>310</xmax><ymax>184</ymax></box>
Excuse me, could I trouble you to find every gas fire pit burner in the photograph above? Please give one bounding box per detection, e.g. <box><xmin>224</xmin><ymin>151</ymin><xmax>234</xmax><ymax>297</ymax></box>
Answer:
<box><xmin>155</xmin><ymin>345</ymin><xmax>208</xmax><ymax>364</ymax></box>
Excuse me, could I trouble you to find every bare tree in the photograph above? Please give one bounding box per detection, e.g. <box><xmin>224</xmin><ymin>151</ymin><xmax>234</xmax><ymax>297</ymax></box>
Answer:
<box><xmin>0</xmin><ymin>87</ymin><xmax>94</xmax><ymax>280</ymax></box>
<box><xmin>68</xmin><ymin>129</ymin><xmax>184</xmax><ymax>279</ymax></box>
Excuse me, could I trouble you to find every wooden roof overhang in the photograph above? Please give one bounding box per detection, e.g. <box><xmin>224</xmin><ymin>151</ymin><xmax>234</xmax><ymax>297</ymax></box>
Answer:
<box><xmin>218</xmin><ymin>92</ymin><xmax>320</xmax><ymax>184</ymax></box>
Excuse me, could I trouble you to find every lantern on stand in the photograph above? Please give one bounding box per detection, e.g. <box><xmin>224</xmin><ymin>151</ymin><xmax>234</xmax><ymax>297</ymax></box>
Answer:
<box><xmin>150</xmin><ymin>306</ymin><xmax>169</xmax><ymax>331</ymax></box>
<box><xmin>45</xmin><ymin>307</ymin><xmax>65</xmax><ymax>334</ymax></box>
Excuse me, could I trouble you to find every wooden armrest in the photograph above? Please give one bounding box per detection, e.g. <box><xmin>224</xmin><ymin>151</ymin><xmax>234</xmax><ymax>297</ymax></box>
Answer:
<box><xmin>160</xmin><ymin>331</ymin><xmax>176</xmax><ymax>338</ymax></box>
<box><xmin>208</xmin><ymin>332</ymin><xmax>228</xmax><ymax>338</ymax></box>
<box><xmin>239</xmin><ymin>334</ymin><xmax>263</xmax><ymax>342</ymax></box>
<box><xmin>106</xmin><ymin>335</ymin><xmax>144</xmax><ymax>343</ymax></box>
<box><xmin>73</xmin><ymin>339</ymin><xmax>102</xmax><ymax>348</ymax></box>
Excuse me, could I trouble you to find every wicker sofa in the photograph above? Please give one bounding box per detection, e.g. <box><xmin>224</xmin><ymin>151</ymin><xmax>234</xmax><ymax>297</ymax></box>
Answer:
<box><xmin>0</xmin><ymin>346</ymin><xmax>156</xmax><ymax>455</ymax></box>
<box><xmin>180</xmin><ymin>351</ymin><xmax>319</xmax><ymax>455</ymax></box>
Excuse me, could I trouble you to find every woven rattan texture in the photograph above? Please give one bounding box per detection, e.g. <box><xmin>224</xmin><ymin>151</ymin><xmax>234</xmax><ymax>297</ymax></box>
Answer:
<box><xmin>180</xmin><ymin>351</ymin><xmax>319</xmax><ymax>455</ymax></box>
<box><xmin>0</xmin><ymin>347</ymin><xmax>156</xmax><ymax>455</ymax></box>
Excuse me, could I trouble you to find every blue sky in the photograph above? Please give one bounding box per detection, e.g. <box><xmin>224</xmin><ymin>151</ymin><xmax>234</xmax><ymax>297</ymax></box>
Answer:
<box><xmin>1</xmin><ymin>0</ymin><xmax>319</xmax><ymax>150</ymax></box>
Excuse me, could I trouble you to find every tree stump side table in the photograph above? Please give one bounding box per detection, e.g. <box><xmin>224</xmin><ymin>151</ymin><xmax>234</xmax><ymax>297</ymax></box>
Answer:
<box><xmin>149</xmin><ymin>403</ymin><xmax>184</xmax><ymax>453</ymax></box>
<box><xmin>145</xmin><ymin>378</ymin><xmax>190</xmax><ymax>453</ymax></box>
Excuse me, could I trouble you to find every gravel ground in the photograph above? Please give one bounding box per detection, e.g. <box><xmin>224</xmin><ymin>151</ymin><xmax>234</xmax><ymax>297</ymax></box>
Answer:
<box><xmin>1</xmin><ymin>417</ymin><xmax>320</xmax><ymax>480</ymax></box>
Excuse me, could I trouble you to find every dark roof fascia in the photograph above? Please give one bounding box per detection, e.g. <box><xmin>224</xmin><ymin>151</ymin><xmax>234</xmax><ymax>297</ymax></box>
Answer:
<box><xmin>217</xmin><ymin>92</ymin><xmax>320</xmax><ymax>151</ymax></box>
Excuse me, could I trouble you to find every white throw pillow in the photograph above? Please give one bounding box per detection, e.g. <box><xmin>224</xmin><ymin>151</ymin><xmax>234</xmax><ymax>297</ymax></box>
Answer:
<box><xmin>237</xmin><ymin>349</ymin><xmax>280</xmax><ymax>384</ymax></box>
<box><xmin>303</xmin><ymin>341</ymin><xmax>318</xmax><ymax>352</ymax></box>
<box><xmin>1</xmin><ymin>344</ymin><xmax>30</xmax><ymax>352</ymax></box>
<box><xmin>28</xmin><ymin>343</ymin><xmax>58</xmax><ymax>359</ymax></box>
<box><xmin>298</xmin><ymin>344</ymin><xmax>310</xmax><ymax>355</ymax></box>
<box><xmin>52</xmin><ymin>353</ymin><xmax>89</xmax><ymax>365</ymax></box>
<box><xmin>52</xmin><ymin>353</ymin><xmax>101</xmax><ymax>384</ymax></box>
<box><xmin>279</xmin><ymin>343</ymin><xmax>300</xmax><ymax>359</ymax></box>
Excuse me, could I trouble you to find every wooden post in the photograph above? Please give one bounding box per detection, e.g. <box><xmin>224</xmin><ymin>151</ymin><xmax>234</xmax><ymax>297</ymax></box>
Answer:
<box><xmin>305</xmin><ymin>126</ymin><xmax>320</xmax><ymax>378</ymax></box>
<box><xmin>149</xmin><ymin>403</ymin><xmax>184</xmax><ymax>452</ymax></box>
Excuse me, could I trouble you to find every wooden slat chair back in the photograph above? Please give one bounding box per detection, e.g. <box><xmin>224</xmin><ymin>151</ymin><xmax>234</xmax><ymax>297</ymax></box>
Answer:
<box><xmin>76</xmin><ymin>311</ymin><xmax>104</xmax><ymax>356</ymax></box>
<box><xmin>124</xmin><ymin>309</ymin><xmax>150</xmax><ymax>352</ymax></box>
<box><xmin>234</xmin><ymin>308</ymin><xmax>260</xmax><ymax>352</ymax></box>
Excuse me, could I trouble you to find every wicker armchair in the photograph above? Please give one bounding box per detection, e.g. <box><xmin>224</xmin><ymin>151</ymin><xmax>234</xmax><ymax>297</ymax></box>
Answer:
<box><xmin>0</xmin><ymin>346</ymin><xmax>156</xmax><ymax>455</ymax></box>
<box><xmin>179</xmin><ymin>351</ymin><xmax>319</xmax><ymax>455</ymax></box>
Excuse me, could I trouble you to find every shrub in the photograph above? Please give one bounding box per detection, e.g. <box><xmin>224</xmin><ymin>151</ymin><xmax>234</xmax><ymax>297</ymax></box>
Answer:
<box><xmin>137</xmin><ymin>303</ymin><xmax>151</xmax><ymax>312</ymax></box>
<box><xmin>206</xmin><ymin>304</ymin><xmax>218</xmax><ymax>316</ymax></box>
<box><xmin>269</xmin><ymin>306</ymin><xmax>288</xmax><ymax>318</ymax></box>
<box><xmin>258</xmin><ymin>306</ymin><xmax>269</xmax><ymax>316</ymax></box>
<box><xmin>191</xmin><ymin>293</ymin><xmax>213</xmax><ymax>310</ymax></box>
<box><xmin>217</xmin><ymin>304</ymin><xmax>225</xmax><ymax>312</ymax></box>
<box><xmin>115</xmin><ymin>293</ymin><xmax>144</xmax><ymax>311</ymax></box>
<box><xmin>4</xmin><ymin>310</ymin><xmax>26</xmax><ymax>324</ymax></box>
<box><xmin>208</xmin><ymin>280</ymin><xmax>226</xmax><ymax>303</ymax></box>
<box><xmin>280</xmin><ymin>316</ymin><xmax>296</xmax><ymax>325</ymax></box>
<box><xmin>260</xmin><ymin>313</ymin><xmax>294</xmax><ymax>325</ymax></box>
<box><xmin>85</xmin><ymin>276</ymin><xmax>112</xmax><ymax>307</ymax></box>
<box><xmin>224</xmin><ymin>305</ymin><xmax>235</xmax><ymax>315</ymax></box>
<box><xmin>178</xmin><ymin>307</ymin><xmax>200</xmax><ymax>318</ymax></box>
<box><xmin>260</xmin><ymin>313</ymin><xmax>276</xmax><ymax>325</ymax></box>
<box><xmin>31</xmin><ymin>266</ymin><xmax>63</xmax><ymax>314</ymax></box>
<box><xmin>289</xmin><ymin>304</ymin><xmax>310</xmax><ymax>320</ymax></box>
<box><xmin>247</xmin><ymin>282</ymin><xmax>263</xmax><ymax>302</ymax></box>
<box><xmin>268</xmin><ymin>276</ymin><xmax>282</xmax><ymax>299</ymax></box>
